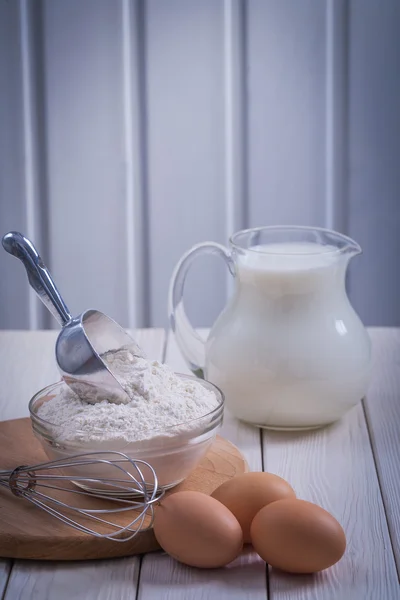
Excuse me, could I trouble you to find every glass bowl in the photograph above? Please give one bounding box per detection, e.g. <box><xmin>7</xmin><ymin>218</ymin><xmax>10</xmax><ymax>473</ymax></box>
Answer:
<box><xmin>29</xmin><ymin>374</ymin><xmax>224</xmax><ymax>492</ymax></box>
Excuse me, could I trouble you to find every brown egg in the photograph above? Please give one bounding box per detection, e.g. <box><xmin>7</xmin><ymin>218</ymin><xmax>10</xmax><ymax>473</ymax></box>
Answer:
<box><xmin>250</xmin><ymin>499</ymin><xmax>346</xmax><ymax>573</ymax></box>
<box><xmin>153</xmin><ymin>490</ymin><xmax>243</xmax><ymax>568</ymax></box>
<box><xmin>211</xmin><ymin>472</ymin><xmax>296</xmax><ymax>543</ymax></box>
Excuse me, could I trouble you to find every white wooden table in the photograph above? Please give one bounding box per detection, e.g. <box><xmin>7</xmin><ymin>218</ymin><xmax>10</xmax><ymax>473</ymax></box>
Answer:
<box><xmin>0</xmin><ymin>328</ymin><xmax>399</xmax><ymax>600</ymax></box>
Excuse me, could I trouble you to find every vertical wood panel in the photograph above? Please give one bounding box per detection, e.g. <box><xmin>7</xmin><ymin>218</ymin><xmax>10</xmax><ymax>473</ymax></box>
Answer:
<box><xmin>324</xmin><ymin>0</ymin><xmax>348</xmax><ymax>234</ymax></box>
<box><xmin>42</xmin><ymin>0</ymin><xmax>130</xmax><ymax>327</ymax></box>
<box><xmin>223</xmin><ymin>0</ymin><xmax>248</xmax><ymax>238</ymax></box>
<box><xmin>19</xmin><ymin>0</ymin><xmax>50</xmax><ymax>329</ymax></box>
<box><xmin>122</xmin><ymin>0</ymin><xmax>150</xmax><ymax>328</ymax></box>
<box><xmin>1</xmin><ymin>0</ymin><xmax>400</xmax><ymax>330</ymax></box>
<box><xmin>223</xmin><ymin>0</ymin><xmax>248</xmax><ymax>297</ymax></box>
<box><xmin>0</xmin><ymin>1</ymin><xmax>31</xmax><ymax>329</ymax></box>
<box><xmin>146</xmin><ymin>0</ymin><xmax>227</xmax><ymax>328</ymax></box>
<box><xmin>247</xmin><ymin>0</ymin><xmax>326</xmax><ymax>227</ymax></box>
<box><xmin>348</xmin><ymin>0</ymin><xmax>400</xmax><ymax>326</ymax></box>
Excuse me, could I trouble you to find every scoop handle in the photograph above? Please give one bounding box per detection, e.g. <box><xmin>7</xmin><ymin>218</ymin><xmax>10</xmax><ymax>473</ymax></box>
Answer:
<box><xmin>2</xmin><ymin>231</ymin><xmax>72</xmax><ymax>326</ymax></box>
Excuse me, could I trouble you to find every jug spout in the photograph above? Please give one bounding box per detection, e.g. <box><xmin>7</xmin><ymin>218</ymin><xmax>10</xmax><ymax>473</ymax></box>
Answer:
<box><xmin>345</xmin><ymin>241</ymin><xmax>361</xmax><ymax>257</ymax></box>
<box><xmin>339</xmin><ymin>236</ymin><xmax>362</xmax><ymax>259</ymax></box>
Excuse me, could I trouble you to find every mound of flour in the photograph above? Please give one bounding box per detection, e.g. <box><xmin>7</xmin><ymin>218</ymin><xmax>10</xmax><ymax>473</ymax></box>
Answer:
<box><xmin>37</xmin><ymin>349</ymin><xmax>219</xmax><ymax>444</ymax></box>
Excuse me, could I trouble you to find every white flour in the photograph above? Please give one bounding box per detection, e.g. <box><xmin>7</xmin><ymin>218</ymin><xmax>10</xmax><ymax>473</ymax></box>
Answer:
<box><xmin>37</xmin><ymin>349</ymin><xmax>219</xmax><ymax>445</ymax></box>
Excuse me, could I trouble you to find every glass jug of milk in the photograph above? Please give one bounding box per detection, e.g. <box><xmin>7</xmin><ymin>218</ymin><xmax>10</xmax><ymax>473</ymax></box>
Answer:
<box><xmin>169</xmin><ymin>226</ymin><xmax>371</xmax><ymax>430</ymax></box>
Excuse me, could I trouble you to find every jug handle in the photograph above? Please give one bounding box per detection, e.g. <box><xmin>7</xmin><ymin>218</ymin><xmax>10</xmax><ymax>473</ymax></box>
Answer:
<box><xmin>168</xmin><ymin>242</ymin><xmax>235</xmax><ymax>378</ymax></box>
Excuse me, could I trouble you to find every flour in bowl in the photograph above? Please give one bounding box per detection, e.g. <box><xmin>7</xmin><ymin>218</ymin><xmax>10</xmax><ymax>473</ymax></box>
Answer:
<box><xmin>37</xmin><ymin>349</ymin><xmax>219</xmax><ymax>444</ymax></box>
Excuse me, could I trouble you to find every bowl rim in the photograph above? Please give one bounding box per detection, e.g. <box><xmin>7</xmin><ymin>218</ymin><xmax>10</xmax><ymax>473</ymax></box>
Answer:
<box><xmin>29</xmin><ymin>372</ymin><xmax>225</xmax><ymax>437</ymax></box>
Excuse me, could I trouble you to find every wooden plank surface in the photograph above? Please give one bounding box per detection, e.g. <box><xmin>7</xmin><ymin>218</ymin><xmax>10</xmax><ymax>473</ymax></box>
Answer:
<box><xmin>0</xmin><ymin>560</ymin><xmax>11</xmax><ymax>598</ymax></box>
<box><xmin>138</xmin><ymin>330</ymin><xmax>267</xmax><ymax>600</ymax></box>
<box><xmin>0</xmin><ymin>330</ymin><xmax>60</xmax><ymax>596</ymax></box>
<box><xmin>2</xmin><ymin>329</ymin><xmax>165</xmax><ymax>600</ymax></box>
<box><xmin>4</xmin><ymin>558</ymin><xmax>140</xmax><ymax>600</ymax></box>
<box><xmin>1</xmin><ymin>328</ymin><xmax>399</xmax><ymax>600</ymax></box>
<box><xmin>364</xmin><ymin>328</ymin><xmax>400</xmax><ymax>573</ymax></box>
<box><xmin>263</xmin><ymin>404</ymin><xmax>399</xmax><ymax>597</ymax></box>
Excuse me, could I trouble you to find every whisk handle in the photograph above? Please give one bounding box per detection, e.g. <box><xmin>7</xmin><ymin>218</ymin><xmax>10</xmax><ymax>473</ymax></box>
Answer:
<box><xmin>2</xmin><ymin>232</ymin><xmax>72</xmax><ymax>326</ymax></box>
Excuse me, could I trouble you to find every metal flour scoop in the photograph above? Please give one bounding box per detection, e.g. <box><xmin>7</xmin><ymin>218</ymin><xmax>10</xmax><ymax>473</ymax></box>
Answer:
<box><xmin>2</xmin><ymin>231</ymin><xmax>142</xmax><ymax>404</ymax></box>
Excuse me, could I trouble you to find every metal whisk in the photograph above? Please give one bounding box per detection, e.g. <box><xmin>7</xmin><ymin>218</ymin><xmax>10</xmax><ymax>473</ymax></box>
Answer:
<box><xmin>0</xmin><ymin>451</ymin><xmax>164</xmax><ymax>542</ymax></box>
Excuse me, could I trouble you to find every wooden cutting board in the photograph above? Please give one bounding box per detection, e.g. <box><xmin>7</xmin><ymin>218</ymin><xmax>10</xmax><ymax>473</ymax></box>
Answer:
<box><xmin>0</xmin><ymin>418</ymin><xmax>247</xmax><ymax>561</ymax></box>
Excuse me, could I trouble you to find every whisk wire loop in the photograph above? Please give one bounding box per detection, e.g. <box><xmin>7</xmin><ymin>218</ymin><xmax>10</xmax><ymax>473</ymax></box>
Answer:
<box><xmin>0</xmin><ymin>451</ymin><xmax>164</xmax><ymax>541</ymax></box>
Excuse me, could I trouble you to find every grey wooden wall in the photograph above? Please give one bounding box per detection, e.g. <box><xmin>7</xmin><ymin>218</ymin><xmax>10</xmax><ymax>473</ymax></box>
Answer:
<box><xmin>1</xmin><ymin>0</ymin><xmax>399</xmax><ymax>330</ymax></box>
